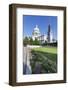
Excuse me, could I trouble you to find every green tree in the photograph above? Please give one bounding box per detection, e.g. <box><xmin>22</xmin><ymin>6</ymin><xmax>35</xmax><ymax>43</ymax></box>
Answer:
<box><xmin>33</xmin><ymin>38</ymin><xmax>40</xmax><ymax>45</ymax></box>
<box><xmin>23</xmin><ymin>37</ymin><xmax>29</xmax><ymax>46</ymax></box>
<box><xmin>29</xmin><ymin>37</ymin><xmax>33</xmax><ymax>45</ymax></box>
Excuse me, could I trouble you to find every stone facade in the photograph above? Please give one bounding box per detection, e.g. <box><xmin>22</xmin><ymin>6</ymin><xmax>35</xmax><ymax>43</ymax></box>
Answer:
<box><xmin>32</xmin><ymin>25</ymin><xmax>54</xmax><ymax>43</ymax></box>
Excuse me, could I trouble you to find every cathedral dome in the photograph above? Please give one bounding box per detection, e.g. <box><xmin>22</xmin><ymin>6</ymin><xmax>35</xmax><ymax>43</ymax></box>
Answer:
<box><xmin>32</xmin><ymin>25</ymin><xmax>40</xmax><ymax>35</ymax></box>
<box><xmin>32</xmin><ymin>25</ymin><xmax>41</xmax><ymax>40</ymax></box>
<box><xmin>34</xmin><ymin>25</ymin><xmax>40</xmax><ymax>31</ymax></box>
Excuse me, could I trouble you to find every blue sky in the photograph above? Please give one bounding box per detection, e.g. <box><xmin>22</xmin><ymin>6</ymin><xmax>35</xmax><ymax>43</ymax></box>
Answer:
<box><xmin>23</xmin><ymin>15</ymin><xmax>57</xmax><ymax>40</ymax></box>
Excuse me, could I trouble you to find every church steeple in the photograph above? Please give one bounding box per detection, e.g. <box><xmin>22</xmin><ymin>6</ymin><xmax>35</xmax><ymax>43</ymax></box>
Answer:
<box><xmin>47</xmin><ymin>24</ymin><xmax>51</xmax><ymax>42</ymax></box>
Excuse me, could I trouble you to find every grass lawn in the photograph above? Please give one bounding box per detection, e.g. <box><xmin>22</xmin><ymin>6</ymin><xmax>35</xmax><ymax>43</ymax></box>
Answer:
<box><xmin>30</xmin><ymin>46</ymin><xmax>57</xmax><ymax>74</ymax></box>
<box><xmin>32</xmin><ymin>46</ymin><xmax>57</xmax><ymax>61</ymax></box>
<box><xmin>32</xmin><ymin>46</ymin><xmax>57</xmax><ymax>54</ymax></box>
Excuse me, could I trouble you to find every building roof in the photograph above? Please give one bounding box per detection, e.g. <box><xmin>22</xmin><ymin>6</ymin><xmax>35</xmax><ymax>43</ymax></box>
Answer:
<box><xmin>32</xmin><ymin>25</ymin><xmax>40</xmax><ymax>35</ymax></box>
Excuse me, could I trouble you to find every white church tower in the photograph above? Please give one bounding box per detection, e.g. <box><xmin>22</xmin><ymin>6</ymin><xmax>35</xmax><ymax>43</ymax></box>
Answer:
<box><xmin>50</xmin><ymin>30</ymin><xmax>53</xmax><ymax>43</ymax></box>
<box><xmin>32</xmin><ymin>25</ymin><xmax>41</xmax><ymax>40</ymax></box>
<box><xmin>47</xmin><ymin>24</ymin><xmax>53</xmax><ymax>43</ymax></box>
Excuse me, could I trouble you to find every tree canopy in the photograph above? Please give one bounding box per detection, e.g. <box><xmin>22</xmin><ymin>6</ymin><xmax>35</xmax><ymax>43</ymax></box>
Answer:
<box><xmin>23</xmin><ymin>37</ymin><xmax>40</xmax><ymax>46</ymax></box>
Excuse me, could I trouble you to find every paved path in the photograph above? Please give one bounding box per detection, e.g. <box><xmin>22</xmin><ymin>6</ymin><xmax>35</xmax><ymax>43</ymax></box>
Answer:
<box><xmin>23</xmin><ymin>47</ymin><xmax>32</xmax><ymax>74</ymax></box>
